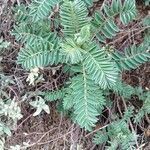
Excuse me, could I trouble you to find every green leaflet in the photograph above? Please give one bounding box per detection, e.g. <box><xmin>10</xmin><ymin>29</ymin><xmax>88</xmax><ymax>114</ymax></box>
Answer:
<box><xmin>61</xmin><ymin>38</ymin><xmax>84</xmax><ymax>64</ymax></box>
<box><xmin>112</xmin><ymin>44</ymin><xmax>150</xmax><ymax>71</ymax></box>
<box><xmin>60</xmin><ymin>0</ymin><xmax>88</xmax><ymax>37</ymax></box>
<box><xmin>83</xmin><ymin>44</ymin><xmax>118</xmax><ymax>89</ymax></box>
<box><xmin>29</xmin><ymin>0</ymin><xmax>60</xmax><ymax>22</ymax></box>
<box><xmin>120</xmin><ymin>0</ymin><xmax>137</xmax><ymax>24</ymax></box>
<box><xmin>92</xmin><ymin>0</ymin><xmax>137</xmax><ymax>42</ymax></box>
<box><xmin>12</xmin><ymin>23</ymin><xmax>56</xmax><ymax>46</ymax></box>
<box><xmin>17</xmin><ymin>44</ymin><xmax>52</xmax><ymax>70</ymax></box>
<box><xmin>67</xmin><ymin>66</ymin><xmax>106</xmax><ymax>131</ymax></box>
<box><xmin>44</xmin><ymin>89</ymin><xmax>66</xmax><ymax>102</ymax></box>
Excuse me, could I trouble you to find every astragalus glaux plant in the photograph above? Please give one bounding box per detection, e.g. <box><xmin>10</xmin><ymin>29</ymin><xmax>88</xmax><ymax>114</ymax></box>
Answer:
<box><xmin>12</xmin><ymin>0</ymin><xmax>150</xmax><ymax>133</ymax></box>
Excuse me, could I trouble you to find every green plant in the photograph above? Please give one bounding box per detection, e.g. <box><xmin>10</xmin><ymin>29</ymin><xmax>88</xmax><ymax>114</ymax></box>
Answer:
<box><xmin>134</xmin><ymin>89</ymin><xmax>150</xmax><ymax>123</ymax></box>
<box><xmin>112</xmin><ymin>41</ymin><xmax>150</xmax><ymax>71</ymax></box>
<box><xmin>144</xmin><ymin>0</ymin><xmax>150</xmax><ymax>5</ymax></box>
<box><xmin>13</xmin><ymin>0</ymin><xmax>150</xmax><ymax>129</ymax></box>
<box><xmin>91</xmin><ymin>0</ymin><xmax>137</xmax><ymax>42</ymax></box>
<box><xmin>30</xmin><ymin>96</ymin><xmax>50</xmax><ymax>116</ymax></box>
<box><xmin>0</xmin><ymin>98</ymin><xmax>22</xmax><ymax>150</ymax></box>
<box><xmin>93</xmin><ymin>119</ymin><xmax>137</xmax><ymax>150</ymax></box>
<box><xmin>11</xmin><ymin>0</ymin><xmax>150</xmax><ymax>148</ymax></box>
<box><xmin>0</xmin><ymin>74</ymin><xmax>23</xmax><ymax>149</ymax></box>
<box><xmin>0</xmin><ymin>39</ymin><xmax>10</xmax><ymax>72</ymax></box>
<box><xmin>0</xmin><ymin>38</ymin><xmax>10</xmax><ymax>53</ymax></box>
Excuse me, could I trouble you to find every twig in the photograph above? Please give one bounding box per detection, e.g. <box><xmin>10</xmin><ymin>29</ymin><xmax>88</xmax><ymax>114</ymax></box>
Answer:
<box><xmin>145</xmin><ymin>113</ymin><xmax>150</xmax><ymax>124</ymax></box>
<box><xmin>15</xmin><ymin>114</ymin><xmax>33</xmax><ymax>130</ymax></box>
<box><xmin>109</xmin><ymin>26</ymin><xmax>150</xmax><ymax>45</ymax></box>
<box><xmin>137</xmin><ymin>143</ymin><xmax>146</xmax><ymax>150</ymax></box>
<box><xmin>122</xmin><ymin>98</ymin><xmax>139</xmax><ymax>148</ymax></box>
<box><xmin>85</xmin><ymin>124</ymin><xmax>109</xmax><ymax>138</ymax></box>
<box><xmin>116</xmin><ymin>97</ymin><xmax>123</xmax><ymax>117</ymax></box>
<box><xmin>70</xmin><ymin>124</ymin><xmax>80</xmax><ymax>150</ymax></box>
<box><xmin>7</xmin><ymin>86</ymin><xmax>19</xmax><ymax>100</ymax></box>
<box><xmin>19</xmin><ymin>125</ymin><xmax>77</xmax><ymax>149</ymax></box>
<box><xmin>100</xmin><ymin>0</ymin><xmax>107</xmax><ymax>11</ymax></box>
<box><xmin>16</xmin><ymin>0</ymin><xmax>20</xmax><ymax>6</ymax></box>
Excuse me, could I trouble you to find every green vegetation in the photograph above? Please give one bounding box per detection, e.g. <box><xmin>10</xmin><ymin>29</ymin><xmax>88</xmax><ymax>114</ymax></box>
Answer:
<box><xmin>0</xmin><ymin>0</ymin><xmax>150</xmax><ymax>149</ymax></box>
